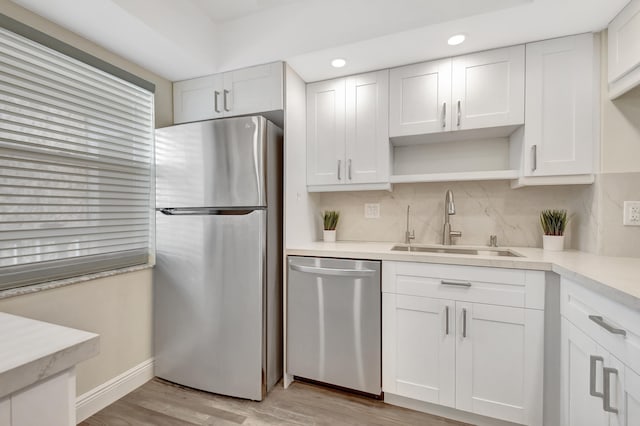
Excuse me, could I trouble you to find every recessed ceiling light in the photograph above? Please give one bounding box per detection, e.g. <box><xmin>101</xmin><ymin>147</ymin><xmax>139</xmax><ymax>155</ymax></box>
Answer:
<box><xmin>331</xmin><ymin>58</ymin><xmax>346</xmax><ymax>68</ymax></box>
<box><xmin>447</xmin><ymin>34</ymin><xmax>466</xmax><ymax>46</ymax></box>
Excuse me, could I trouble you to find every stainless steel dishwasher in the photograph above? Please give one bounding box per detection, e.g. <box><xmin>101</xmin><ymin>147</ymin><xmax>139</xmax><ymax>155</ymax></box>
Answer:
<box><xmin>287</xmin><ymin>256</ymin><xmax>381</xmax><ymax>396</ymax></box>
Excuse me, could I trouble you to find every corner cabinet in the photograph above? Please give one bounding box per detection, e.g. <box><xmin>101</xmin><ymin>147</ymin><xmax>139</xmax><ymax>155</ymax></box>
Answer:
<box><xmin>382</xmin><ymin>261</ymin><xmax>545</xmax><ymax>426</ymax></box>
<box><xmin>608</xmin><ymin>0</ymin><xmax>640</xmax><ymax>99</ymax></box>
<box><xmin>306</xmin><ymin>70</ymin><xmax>390</xmax><ymax>192</ymax></box>
<box><xmin>173</xmin><ymin>61</ymin><xmax>283</xmax><ymax>124</ymax></box>
<box><xmin>561</xmin><ymin>278</ymin><xmax>640</xmax><ymax>426</ymax></box>
<box><xmin>389</xmin><ymin>45</ymin><xmax>524</xmax><ymax>138</ymax></box>
<box><xmin>518</xmin><ymin>34</ymin><xmax>597</xmax><ymax>182</ymax></box>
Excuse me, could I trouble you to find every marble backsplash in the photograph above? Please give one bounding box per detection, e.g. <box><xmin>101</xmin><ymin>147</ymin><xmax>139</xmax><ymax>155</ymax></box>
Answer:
<box><xmin>316</xmin><ymin>172</ymin><xmax>639</xmax><ymax>257</ymax></box>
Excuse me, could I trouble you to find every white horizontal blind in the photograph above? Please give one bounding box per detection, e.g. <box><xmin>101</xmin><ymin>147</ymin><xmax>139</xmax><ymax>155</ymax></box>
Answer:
<box><xmin>0</xmin><ymin>26</ymin><xmax>154</xmax><ymax>290</ymax></box>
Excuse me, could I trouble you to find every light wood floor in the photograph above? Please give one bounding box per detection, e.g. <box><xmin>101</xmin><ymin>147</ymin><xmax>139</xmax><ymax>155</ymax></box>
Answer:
<box><xmin>81</xmin><ymin>378</ymin><xmax>470</xmax><ymax>426</ymax></box>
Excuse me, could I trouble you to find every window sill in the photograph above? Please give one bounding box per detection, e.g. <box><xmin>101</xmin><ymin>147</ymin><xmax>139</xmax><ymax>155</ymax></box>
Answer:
<box><xmin>0</xmin><ymin>264</ymin><xmax>154</xmax><ymax>300</ymax></box>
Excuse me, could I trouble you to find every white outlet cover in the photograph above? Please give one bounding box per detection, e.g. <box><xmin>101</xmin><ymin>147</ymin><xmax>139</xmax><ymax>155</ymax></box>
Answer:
<box><xmin>364</xmin><ymin>203</ymin><xmax>380</xmax><ymax>219</ymax></box>
<box><xmin>623</xmin><ymin>201</ymin><xmax>640</xmax><ymax>226</ymax></box>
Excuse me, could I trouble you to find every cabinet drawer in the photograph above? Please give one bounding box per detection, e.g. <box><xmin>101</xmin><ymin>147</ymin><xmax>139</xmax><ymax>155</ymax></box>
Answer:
<box><xmin>561</xmin><ymin>277</ymin><xmax>640</xmax><ymax>374</ymax></box>
<box><xmin>383</xmin><ymin>261</ymin><xmax>544</xmax><ymax>309</ymax></box>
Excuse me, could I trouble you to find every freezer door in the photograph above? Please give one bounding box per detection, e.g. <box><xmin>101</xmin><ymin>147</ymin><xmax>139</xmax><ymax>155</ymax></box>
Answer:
<box><xmin>154</xmin><ymin>209</ymin><xmax>265</xmax><ymax>400</ymax></box>
<box><xmin>156</xmin><ymin>116</ymin><xmax>267</xmax><ymax>208</ymax></box>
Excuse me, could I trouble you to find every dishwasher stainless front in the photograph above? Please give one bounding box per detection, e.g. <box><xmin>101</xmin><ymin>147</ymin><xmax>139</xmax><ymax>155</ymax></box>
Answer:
<box><xmin>287</xmin><ymin>256</ymin><xmax>381</xmax><ymax>396</ymax></box>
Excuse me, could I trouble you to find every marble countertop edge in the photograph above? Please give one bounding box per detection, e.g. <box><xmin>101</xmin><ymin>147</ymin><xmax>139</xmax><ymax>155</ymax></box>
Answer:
<box><xmin>285</xmin><ymin>241</ymin><xmax>640</xmax><ymax>310</ymax></box>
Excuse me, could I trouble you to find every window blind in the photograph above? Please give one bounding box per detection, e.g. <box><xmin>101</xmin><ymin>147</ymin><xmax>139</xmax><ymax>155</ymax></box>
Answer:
<box><xmin>0</xmin><ymin>26</ymin><xmax>154</xmax><ymax>290</ymax></box>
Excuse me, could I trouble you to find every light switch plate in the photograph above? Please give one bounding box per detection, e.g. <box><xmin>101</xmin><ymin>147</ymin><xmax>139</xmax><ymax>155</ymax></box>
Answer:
<box><xmin>364</xmin><ymin>203</ymin><xmax>380</xmax><ymax>219</ymax></box>
<box><xmin>623</xmin><ymin>201</ymin><xmax>640</xmax><ymax>226</ymax></box>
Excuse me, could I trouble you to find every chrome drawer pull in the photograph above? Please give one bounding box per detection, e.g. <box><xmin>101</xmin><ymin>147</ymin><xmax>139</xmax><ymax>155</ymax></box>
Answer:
<box><xmin>441</xmin><ymin>280</ymin><xmax>472</xmax><ymax>287</ymax></box>
<box><xmin>445</xmin><ymin>306</ymin><xmax>450</xmax><ymax>335</ymax></box>
<box><xmin>589</xmin><ymin>355</ymin><xmax>604</xmax><ymax>398</ymax></box>
<box><xmin>588</xmin><ymin>315</ymin><xmax>627</xmax><ymax>337</ymax></box>
<box><xmin>462</xmin><ymin>308</ymin><xmax>467</xmax><ymax>338</ymax></box>
<box><xmin>603</xmin><ymin>367</ymin><xmax>619</xmax><ymax>414</ymax></box>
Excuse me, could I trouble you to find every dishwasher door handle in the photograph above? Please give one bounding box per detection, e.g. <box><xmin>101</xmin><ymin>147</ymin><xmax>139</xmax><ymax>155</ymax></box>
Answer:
<box><xmin>289</xmin><ymin>263</ymin><xmax>376</xmax><ymax>277</ymax></box>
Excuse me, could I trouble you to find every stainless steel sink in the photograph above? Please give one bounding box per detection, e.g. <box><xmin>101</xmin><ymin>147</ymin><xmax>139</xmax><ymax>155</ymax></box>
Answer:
<box><xmin>391</xmin><ymin>245</ymin><xmax>523</xmax><ymax>257</ymax></box>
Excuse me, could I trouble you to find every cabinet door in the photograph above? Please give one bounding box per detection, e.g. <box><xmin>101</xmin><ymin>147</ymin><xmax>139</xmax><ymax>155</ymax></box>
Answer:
<box><xmin>561</xmin><ymin>318</ymin><xmax>609</xmax><ymax>426</ymax></box>
<box><xmin>173</xmin><ymin>74</ymin><xmax>223</xmax><ymax>124</ymax></box>
<box><xmin>306</xmin><ymin>78</ymin><xmax>345</xmax><ymax>186</ymax></box>
<box><xmin>524</xmin><ymin>34</ymin><xmax>595</xmax><ymax>176</ymax></box>
<box><xmin>608</xmin><ymin>0</ymin><xmax>640</xmax><ymax>84</ymax></box>
<box><xmin>389</xmin><ymin>59</ymin><xmax>451</xmax><ymax>137</ymax></box>
<box><xmin>11</xmin><ymin>369</ymin><xmax>76</xmax><ymax>426</ymax></box>
<box><xmin>620</xmin><ymin>364</ymin><xmax>640</xmax><ymax>426</ymax></box>
<box><xmin>382</xmin><ymin>294</ymin><xmax>455</xmax><ymax>407</ymax></box>
<box><xmin>223</xmin><ymin>62</ymin><xmax>283</xmax><ymax>117</ymax></box>
<box><xmin>456</xmin><ymin>303</ymin><xmax>544</xmax><ymax>426</ymax></box>
<box><xmin>345</xmin><ymin>70</ymin><xmax>389</xmax><ymax>184</ymax></box>
<box><xmin>451</xmin><ymin>45</ymin><xmax>524</xmax><ymax>130</ymax></box>
<box><xmin>0</xmin><ymin>397</ymin><xmax>9</xmax><ymax>426</ymax></box>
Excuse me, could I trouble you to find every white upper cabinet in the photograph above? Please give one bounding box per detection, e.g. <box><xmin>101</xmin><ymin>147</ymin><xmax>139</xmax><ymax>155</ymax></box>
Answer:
<box><xmin>307</xmin><ymin>70</ymin><xmax>390</xmax><ymax>191</ymax></box>
<box><xmin>173</xmin><ymin>62</ymin><xmax>283</xmax><ymax>124</ymax></box>
<box><xmin>306</xmin><ymin>78</ymin><xmax>345</xmax><ymax>186</ymax></box>
<box><xmin>523</xmin><ymin>34</ymin><xmax>596</xmax><ymax>177</ymax></box>
<box><xmin>608</xmin><ymin>0</ymin><xmax>640</xmax><ymax>98</ymax></box>
<box><xmin>451</xmin><ymin>46</ymin><xmax>525</xmax><ymax>131</ymax></box>
<box><xmin>173</xmin><ymin>74</ymin><xmax>223</xmax><ymax>124</ymax></box>
<box><xmin>389</xmin><ymin>45</ymin><xmax>524</xmax><ymax>138</ymax></box>
<box><xmin>222</xmin><ymin>62</ymin><xmax>284</xmax><ymax>117</ymax></box>
<box><xmin>389</xmin><ymin>59</ymin><xmax>452</xmax><ymax>136</ymax></box>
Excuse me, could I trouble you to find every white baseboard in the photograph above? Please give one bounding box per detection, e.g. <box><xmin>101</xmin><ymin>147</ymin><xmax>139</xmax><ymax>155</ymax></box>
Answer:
<box><xmin>76</xmin><ymin>358</ymin><xmax>154</xmax><ymax>422</ymax></box>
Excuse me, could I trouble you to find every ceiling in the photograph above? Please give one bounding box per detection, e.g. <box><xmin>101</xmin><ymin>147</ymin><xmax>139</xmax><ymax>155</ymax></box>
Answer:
<box><xmin>11</xmin><ymin>0</ymin><xmax>630</xmax><ymax>83</ymax></box>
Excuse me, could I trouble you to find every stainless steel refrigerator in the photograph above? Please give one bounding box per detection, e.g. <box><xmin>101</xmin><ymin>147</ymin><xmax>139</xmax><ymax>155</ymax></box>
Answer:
<box><xmin>153</xmin><ymin>116</ymin><xmax>283</xmax><ymax>401</ymax></box>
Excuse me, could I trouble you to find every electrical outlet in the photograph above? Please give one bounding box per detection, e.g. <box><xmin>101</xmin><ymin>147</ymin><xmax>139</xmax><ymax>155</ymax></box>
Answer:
<box><xmin>364</xmin><ymin>203</ymin><xmax>380</xmax><ymax>219</ymax></box>
<box><xmin>623</xmin><ymin>201</ymin><xmax>640</xmax><ymax>226</ymax></box>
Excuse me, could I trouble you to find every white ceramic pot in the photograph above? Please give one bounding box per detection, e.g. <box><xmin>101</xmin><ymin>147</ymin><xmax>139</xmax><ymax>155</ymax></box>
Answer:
<box><xmin>543</xmin><ymin>235</ymin><xmax>564</xmax><ymax>251</ymax></box>
<box><xmin>323</xmin><ymin>229</ymin><xmax>336</xmax><ymax>242</ymax></box>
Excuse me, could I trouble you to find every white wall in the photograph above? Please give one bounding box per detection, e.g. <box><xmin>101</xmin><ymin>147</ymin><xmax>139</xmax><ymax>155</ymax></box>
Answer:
<box><xmin>0</xmin><ymin>0</ymin><xmax>172</xmax><ymax>395</ymax></box>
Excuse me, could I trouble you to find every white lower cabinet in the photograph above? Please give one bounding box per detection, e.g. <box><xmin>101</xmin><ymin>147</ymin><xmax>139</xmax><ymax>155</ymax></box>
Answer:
<box><xmin>0</xmin><ymin>369</ymin><xmax>75</xmax><ymax>426</ymax></box>
<box><xmin>561</xmin><ymin>278</ymin><xmax>640</xmax><ymax>426</ymax></box>
<box><xmin>383</xmin><ymin>294</ymin><xmax>455</xmax><ymax>406</ymax></box>
<box><xmin>0</xmin><ymin>397</ymin><xmax>9</xmax><ymax>426</ymax></box>
<box><xmin>382</xmin><ymin>261</ymin><xmax>544</xmax><ymax>425</ymax></box>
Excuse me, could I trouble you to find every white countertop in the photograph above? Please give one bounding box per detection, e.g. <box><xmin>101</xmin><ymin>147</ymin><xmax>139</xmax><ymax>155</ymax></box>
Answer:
<box><xmin>0</xmin><ymin>312</ymin><xmax>99</xmax><ymax>398</ymax></box>
<box><xmin>286</xmin><ymin>242</ymin><xmax>640</xmax><ymax>310</ymax></box>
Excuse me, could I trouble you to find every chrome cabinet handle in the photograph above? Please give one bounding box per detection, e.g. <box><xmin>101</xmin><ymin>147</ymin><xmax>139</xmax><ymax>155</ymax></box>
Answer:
<box><xmin>589</xmin><ymin>315</ymin><xmax>627</xmax><ymax>337</ymax></box>
<box><xmin>441</xmin><ymin>280</ymin><xmax>472</xmax><ymax>288</ymax></box>
<box><xmin>445</xmin><ymin>306</ymin><xmax>450</xmax><ymax>335</ymax></box>
<box><xmin>214</xmin><ymin>91</ymin><xmax>221</xmax><ymax>113</ymax></box>
<box><xmin>531</xmin><ymin>145</ymin><xmax>537</xmax><ymax>172</ymax></box>
<box><xmin>441</xmin><ymin>102</ymin><xmax>447</xmax><ymax>128</ymax></box>
<box><xmin>289</xmin><ymin>263</ymin><xmax>375</xmax><ymax>277</ymax></box>
<box><xmin>337</xmin><ymin>160</ymin><xmax>341</xmax><ymax>180</ymax></box>
<box><xmin>348</xmin><ymin>159</ymin><xmax>352</xmax><ymax>180</ymax></box>
<box><xmin>223</xmin><ymin>89</ymin><xmax>231</xmax><ymax>112</ymax></box>
<box><xmin>462</xmin><ymin>308</ymin><xmax>467</xmax><ymax>338</ymax></box>
<box><xmin>456</xmin><ymin>100</ymin><xmax>461</xmax><ymax>127</ymax></box>
<box><xmin>603</xmin><ymin>367</ymin><xmax>619</xmax><ymax>414</ymax></box>
<box><xmin>590</xmin><ymin>355</ymin><xmax>604</xmax><ymax>398</ymax></box>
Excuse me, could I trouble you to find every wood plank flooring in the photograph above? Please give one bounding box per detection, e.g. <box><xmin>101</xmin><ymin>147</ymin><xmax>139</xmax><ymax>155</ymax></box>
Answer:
<box><xmin>81</xmin><ymin>378</ymin><xmax>470</xmax><ymax>426</ymax></box>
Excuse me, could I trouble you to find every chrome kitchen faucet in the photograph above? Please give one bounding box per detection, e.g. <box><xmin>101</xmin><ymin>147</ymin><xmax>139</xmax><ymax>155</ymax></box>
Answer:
<box><xmin>442</xmin><ymin>189</ymin><xmax>462</xmax><ymax>245</ymax></box>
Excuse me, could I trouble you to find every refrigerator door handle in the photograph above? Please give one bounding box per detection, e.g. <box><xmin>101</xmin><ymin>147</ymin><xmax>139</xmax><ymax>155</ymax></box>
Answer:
<box><xmin>158</xmin><ymin>207</ymin><xmax>261</xmax><ymax>216</ymax></box>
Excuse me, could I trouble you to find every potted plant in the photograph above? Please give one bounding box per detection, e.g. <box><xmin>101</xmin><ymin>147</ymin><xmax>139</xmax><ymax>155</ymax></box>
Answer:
<box><xmin>322</xmin><ymin>210</ymin><xmax>340</xmax><ymax>242</ymax></box>
<box><xmin>540</xmin><ymin>209</ymin><xmax>568</xmax><ymax>251</ymax></box>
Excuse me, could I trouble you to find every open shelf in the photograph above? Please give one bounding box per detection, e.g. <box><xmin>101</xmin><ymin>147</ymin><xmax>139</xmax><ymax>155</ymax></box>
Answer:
<box><xmin>390</xmin><ymin>169</ymin><xmax>520</xmax><ymax>184</ymax></box>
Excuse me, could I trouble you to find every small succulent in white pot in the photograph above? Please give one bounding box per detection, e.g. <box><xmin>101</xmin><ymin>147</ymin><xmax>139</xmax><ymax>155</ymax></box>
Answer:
<box><xmin>540</xmin><ymin>209</ymin><xmax>568</xmax><ymax>251</ymax></box>
<box><xmin>322</xmin><ymin>210</ymin><xmax>340</xmax><ymax>242</ymax></box>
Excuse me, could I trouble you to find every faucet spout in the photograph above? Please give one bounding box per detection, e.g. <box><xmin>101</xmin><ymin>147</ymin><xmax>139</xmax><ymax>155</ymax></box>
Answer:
<box><xmin>405</xmin><ymin>205</ymin><xmax>415</xmax><ymax>244</ymax></box>
<box><xmin>442</xmin><ymin>190</ymin><xmax>461</xmax><ymax>245</ymax></box>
